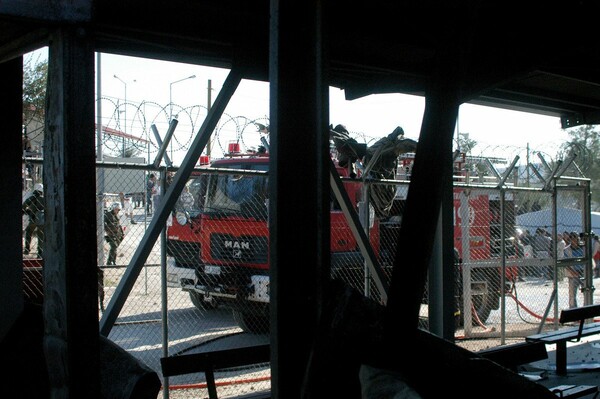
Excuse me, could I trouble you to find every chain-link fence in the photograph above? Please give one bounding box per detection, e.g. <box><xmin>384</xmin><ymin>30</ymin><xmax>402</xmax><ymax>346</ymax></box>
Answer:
<box><xmin>20</xmin><ymin>150</ymin><xmax>595</xmax><ymax>397</ymax></box>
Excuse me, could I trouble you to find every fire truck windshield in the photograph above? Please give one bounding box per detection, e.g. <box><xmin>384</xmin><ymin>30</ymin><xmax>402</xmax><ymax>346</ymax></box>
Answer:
<box><xmin>204</xmin><ymin>163</ymin><xmax>269</xmax><ymax>219</ymax></box>
<box><xmin>176</xmin><ymin>176</ymin><xmax>206</xmax><ymax>218</ymax></box>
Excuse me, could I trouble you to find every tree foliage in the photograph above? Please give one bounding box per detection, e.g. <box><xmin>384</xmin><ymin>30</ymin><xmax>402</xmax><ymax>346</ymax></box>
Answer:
<box><xmin>454</xmin><ymin>132</ymin><xmax>481</xmax><ymax>176</ymax></box>
<box><xmin>23</xmin><ymin>54</ymin><xmax>47</xmax><ymax>126</ymax></box>
<box><xmin>456</xmin><ymin>132</ymin><xmax>477</xmax><ymax>154</ymax></box>
<box><xmin>22</xmin><ymin>52</ymin><xmax>142</xmax><ymax>159</ymax></box>
<box><xmin>560</xmin><ymin>125</ymin><xmax>600</xmax><ymax>210</ymax></box>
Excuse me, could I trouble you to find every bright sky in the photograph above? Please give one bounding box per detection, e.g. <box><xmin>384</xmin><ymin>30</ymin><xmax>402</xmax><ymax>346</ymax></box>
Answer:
<box><xmin>29</xmin><ymin>49</ymin><xmax>571</xmax><ymax>163</ymax></box>
<box><xmin>98</xmin><ymin>53</ymin><xmax>568</xmax><ymax>147</ymax></box>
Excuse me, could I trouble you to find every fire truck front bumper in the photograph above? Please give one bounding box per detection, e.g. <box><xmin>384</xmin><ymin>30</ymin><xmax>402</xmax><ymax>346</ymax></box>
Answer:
<box><xmin>182</xmin><ymin>273</ymin><xmax>270</xmax><ymax>303</ymax></box>
<box><xmin>166</xmin><ymin>256</ymin><xmax>196</xmax><ymax>288</ymax></box>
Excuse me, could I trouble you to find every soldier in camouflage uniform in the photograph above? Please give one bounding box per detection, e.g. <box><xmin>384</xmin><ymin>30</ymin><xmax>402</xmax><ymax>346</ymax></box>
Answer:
<box><xmin>104</xmin><ymin>202</ymin><xmax>124</xmax><ymax>266</ymax></box>
<box><xmin>22</xmin><ymin>183</ymin><xmax>45</xmax><ymax>258</ymax></box>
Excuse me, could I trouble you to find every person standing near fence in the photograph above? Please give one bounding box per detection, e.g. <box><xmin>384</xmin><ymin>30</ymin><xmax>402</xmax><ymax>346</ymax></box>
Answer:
<box><xmin>22</xmin><ymin>183</ymin><xmax>45</xmax><ymax>258</ymax></box>
<box><xmin>533</xmin><ymin>228</ymin><xmax>551</xmax><ymax>257</ymax></box>
<box><xmin>562</xmin><ymin>231</ymin><xmax>572</xmax><ymax>257</ymax></box>
<box><xmin>146</xmin><ymin>173</ymin><xmax>156</xmax><ymax>214</ymax></box>
<box><xmin>592</xmin><ymin>234</ymin><xmax>600</xmax><ymax>278</ymax></box>
<box><xmin>104</xmin><ymin>202</ymin><xmax>124</xmax><ymax>266</ymax></box>
<box><xmin>533</xmin><ymin>228</ymin><xmax>552</xmax><ymax>279</ymax></box>
<box><xmin>178</xmin><ymin>184</ymin><xmax>195</xmax><ymax>211</ymax></box>
<box><xmin>101</xmin><ymin>202</ymin><xmax>124</xmax><ymax>311</ymax></box>
<box><xmin>152</xmin><ymin>177</ymin><xmax>161</xmax><ymax>210</ymax></box>
<box><xmin>556</xmin><ymin>233</ymin><xmax>566</xmax><ymax>260</ymax></box>
<box><xmin>119</xmin><ymin>191</ymin><xmax>136</xmax><ymax>224</ymax></box>
<box><xmin>566</xmin><ymin>232</ymin><xmax>584</xmax><ymax>308</ymax></box>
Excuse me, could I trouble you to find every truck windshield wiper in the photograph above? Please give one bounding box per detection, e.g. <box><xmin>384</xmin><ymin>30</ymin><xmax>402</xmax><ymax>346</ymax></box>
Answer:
<box><xmin>202</xmin><ymin>207</ymin><xmax>239</xmax><ymax>218</ymax></box>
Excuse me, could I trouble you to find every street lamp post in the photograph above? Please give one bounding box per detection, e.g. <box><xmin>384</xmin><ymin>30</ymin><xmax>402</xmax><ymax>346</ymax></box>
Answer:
<box><xmin>114</xmin><ymin>74</ymin><xmax>127</xmax><ymax>131</ymax></box>
<box><xmin>169</xmin><ymin>74</ymin><xmax>196</xmax><ymax>161</ymax></box>
<box><xmin>114</xmin><ymin>74</ymin><xmax>127</xmax><ymax>156</ymax></box>
<box><xmin>169</xmin><ymin>74</ymin><xmax>196</xmax><ymax>122</ymax></box>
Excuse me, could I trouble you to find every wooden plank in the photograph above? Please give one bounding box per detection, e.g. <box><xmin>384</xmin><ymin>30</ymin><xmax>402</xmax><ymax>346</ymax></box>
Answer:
<box><xmin>161</xmin><ymin>344</ymin><xmax>270</xmax><ymax>377</ymax></box>
<box><xmin>384</xmin><ymin>44</ymin><xmax>460</xmax><ymax>341</ymax></box>
<box><xmin>162</xmin><ymin>344</ymin><xmax>270</xmax><ymax>399</ymax></box>
<box><xmin>479</xmin><ymin>341</ymin><xmax>548</xmax><ymax>371</ymax></box>
<box><xmin>234</xmin><ymin>393</ymin><xmax>270</xmax><ymax>399</ymax></box>
<box><xmin>44</xmin><ymin>26</ymin><xmax>100</xmax><ymax>397</ymax></box>
<box><xmin>560</xmin><ymin>304</ymin><xmax>600</xmax><ymax>324</ymax></box>
<box><xmin>526</xmin><ymin>324</ymin><xmax>600</xmax><ymax>344</ymax></box>
<box><xmin>269</xmin><ymin>1</ymin><xmax>328</xmax><ymax>397</ymax></box>
<box><xmin>0</xmin><ymin>55</ymin><xmax>24</xmax><ymax>340</ymax></box>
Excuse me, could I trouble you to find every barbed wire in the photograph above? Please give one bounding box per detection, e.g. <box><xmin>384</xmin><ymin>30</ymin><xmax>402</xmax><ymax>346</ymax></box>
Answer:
<box><xmin>25</xmin><ymin>98</ymin><xmax>586</xmax><ymax>178</ymax></box>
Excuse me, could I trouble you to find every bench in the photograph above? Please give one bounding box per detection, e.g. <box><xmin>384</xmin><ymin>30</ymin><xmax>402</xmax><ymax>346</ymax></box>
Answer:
<box><xmin>549</xmin><ymin>384</ymin><xmax>599</xmax><ymax>398</ymax></box>
<box><xmin>160</xmin><ymin>344</ymin><xmax>270</xmax><ymax>399</ymax></box>
<box><xmin>526</xmin><ymin>304</ymin><xmax>600</xmax><ymax>376</ymax></box>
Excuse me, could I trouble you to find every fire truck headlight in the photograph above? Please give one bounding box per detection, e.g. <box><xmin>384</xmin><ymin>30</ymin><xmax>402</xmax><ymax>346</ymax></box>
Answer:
<box><xmin>175</xmin><ymin>211</ymin><xmax>188</xmax><ymax>226</ymax></box>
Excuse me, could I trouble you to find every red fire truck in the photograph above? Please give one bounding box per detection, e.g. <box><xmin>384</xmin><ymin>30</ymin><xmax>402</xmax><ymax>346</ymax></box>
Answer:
<box><xmin>167</xmin><ymin>142</ymin><xmax>385</xmax><ymax>333</ymax></box>
<box><xmin>167</xmin><ymin>131</ymin><xmax>519</xmax><ymax>332</ymax></box>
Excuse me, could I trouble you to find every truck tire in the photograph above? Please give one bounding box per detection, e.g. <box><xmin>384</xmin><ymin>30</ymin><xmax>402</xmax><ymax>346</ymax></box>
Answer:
<box><xmin>232</xmin><ymin>309</ymin><xmax>269</xmax><ymax>334</ymax></box>
<box><xmin>471</xmin><ymin>292</ymin><xmax>493</xmax><ymax>324</ymax></box>
<box><xmin>189</xmin><ymin>292</ymin><xmax>218</xmax><ymax>311</ymax></box>
<box><xmin>457</xmin><ymin>292</ymin><xmax>495</xmax><ymax>327</ymax></box>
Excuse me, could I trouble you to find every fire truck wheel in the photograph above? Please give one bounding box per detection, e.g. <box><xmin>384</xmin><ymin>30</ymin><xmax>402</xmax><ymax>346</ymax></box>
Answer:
<box><xmin>189</xmin><ymin>292</ymin><xmax>218</xmax><ymax>311</ymax></box>
<box><xmin>471</xmin><ymin>293</ymin><xmax>493</xmax><ymax>325</ymax></box>
<box><xmin>232</xmin><ymin>309</ymin><xmax>269</xmax><ymax>334</ymax></box>
<box><xmin>457</xmin><ymin>293</ymin><xmax>493</xmax><ymax>327</ymax></box>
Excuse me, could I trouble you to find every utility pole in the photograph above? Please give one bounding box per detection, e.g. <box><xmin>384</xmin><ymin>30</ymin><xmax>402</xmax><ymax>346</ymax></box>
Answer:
<box><xmin>169</xmin><ymin>74</ymin><xmax>196</xmax><ymax>162</ymax></box>
<box><xmin>526</xmin><ymin>143</ymin><xmax>530</xmax><ymax>187</ymax></box>
<box><xmin>206</xmin><ymin>79</ymin><xmax>213</xmax><ymax>157</ymax></box>
<box><xmin>114</xmin><ymin>74</ymin><xmax>127</xmax><ymax>156</ymax></box>
<box><xmin>97</xmin><ymin>52</ymin><xmax>105</xmax><ymax>266</ymax></box>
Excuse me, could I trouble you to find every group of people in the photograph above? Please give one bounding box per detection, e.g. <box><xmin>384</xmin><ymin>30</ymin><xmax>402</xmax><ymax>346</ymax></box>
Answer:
<box><xmin>518</xmin><ymin>227</ymin><xmax>600</xmax><ymax>308</ymax></box>
<box><xmin>21</xmin><ymin>173</ymin><xmax>168</xmax><ymax>312</ymax></box>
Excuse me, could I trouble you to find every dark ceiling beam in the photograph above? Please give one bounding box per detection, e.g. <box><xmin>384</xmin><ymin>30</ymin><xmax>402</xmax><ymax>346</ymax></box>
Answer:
<box><xmin>490</xmin><ymin>87</ymin><xmax>600</xmax><ymax>113</ymax></box>
<box><xmin>474</xmin><ymin>87</ymin><xmax>600</xmax><ymax>118</ymax></box>
<box><xmin>3</xmin><ymin>2</ymin><xmax>597</xmax><ymax>124</ymax></box>
<box><xmin>561</xmin><ymin>110</ymin><xmax>600</xmax><ymax>129</ymax></box>
<box><xmin>0</xmin><ymin>27</ymin><xmax>49</xmax><ymax>63</ymax></box>
<box><xmin>0</xmin><ymin>0</ymin><xmax>91</xmax><ymax>22</ymax></box>
<box><xmin>93</xmin><ymin>31</ymin><xmax>235</xmax><ymax>71</ymax></box>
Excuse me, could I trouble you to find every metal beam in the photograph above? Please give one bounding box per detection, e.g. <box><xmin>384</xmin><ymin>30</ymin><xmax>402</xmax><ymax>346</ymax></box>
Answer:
<box><xmin>44</xmin><ymin>26</ymin><xmax>100</xmax><ymax>397</ymax></box>
<box><xmin>329</xmin><ymin>160</ymin><xmax>389</xmax><ymax>301</ymax></box>
<box><xmin>0</xmin><ymin>56</ymin><xmax>24</xmax><ymax>341</ymax></box>
<box><xmin>498</xmin><ymin>155</ymin><xmax>520</xmax><ymax>187</ymax></box>
<box><xmin>151</xmin><ymin>120</ymin><xmax>176</xmax><ymax>168</ymax></box>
